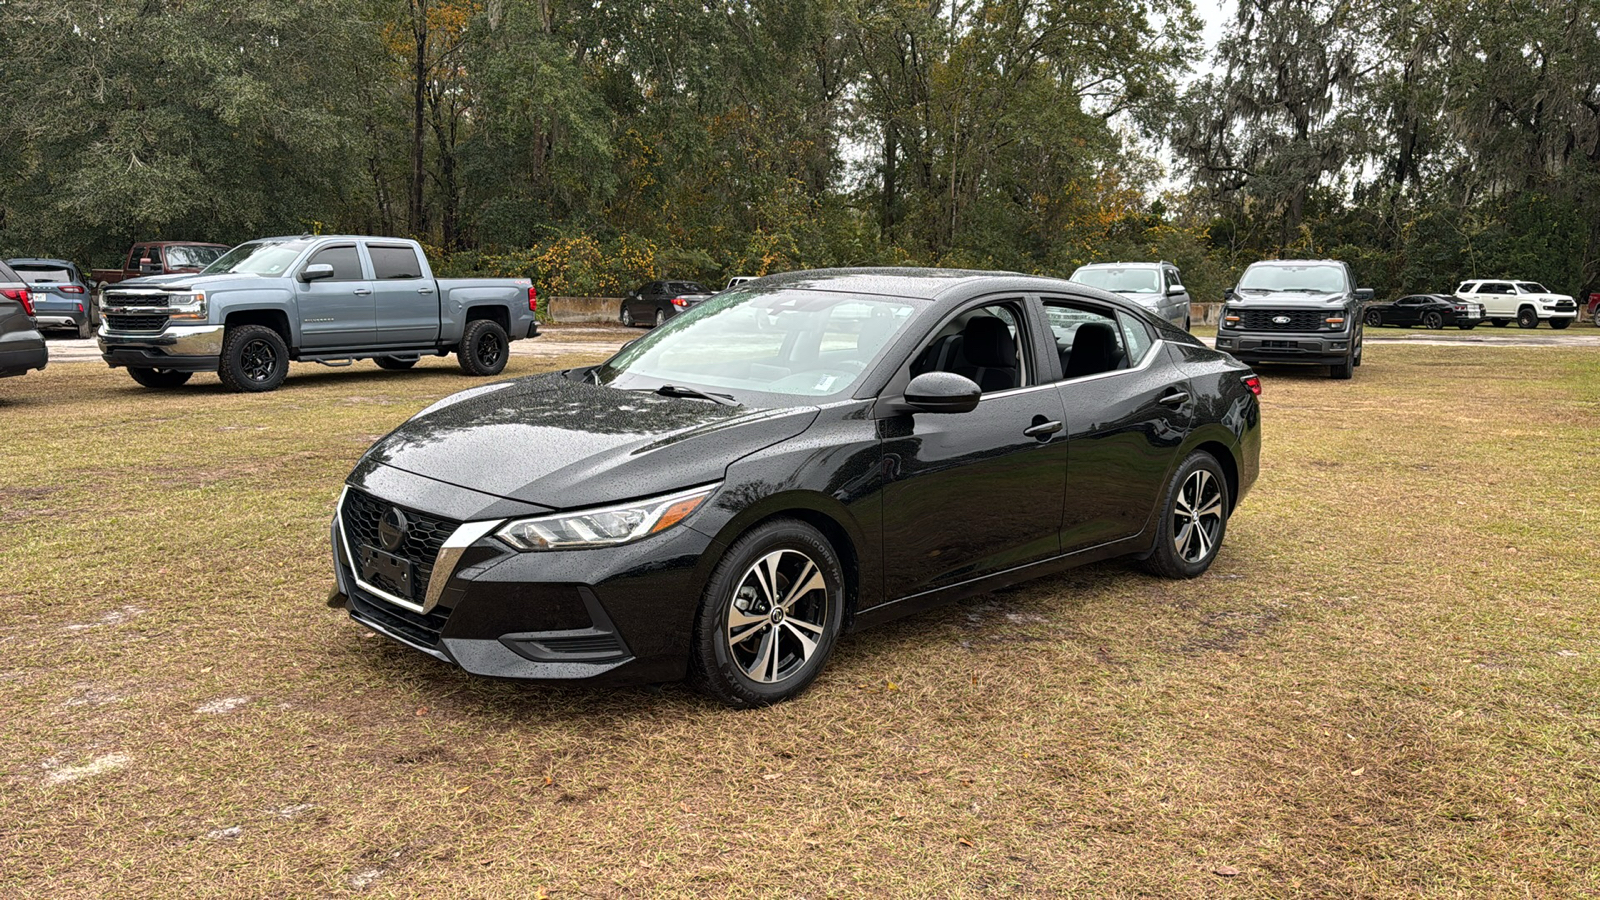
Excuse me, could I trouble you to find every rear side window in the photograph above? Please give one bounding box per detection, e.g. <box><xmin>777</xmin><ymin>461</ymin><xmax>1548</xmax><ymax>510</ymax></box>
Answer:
<box><xmin>0</xmin><ymin>261</ymin><xmax>19</xmax><ymax>282</ymax></box>
<box><xmin>368</xmin><ymin>245</ymin><xmax>423</xmax><ymax>280</ymax></box>
<box><xmin>1043</xmin><ymin>300</ymin><xmax>1128</xmax><ymax>380</ymax></box>
<box><xmin>305</xmin><ymin>245</ymin><xmax>363</xmax><ymax>281</ymax></box>
<box><xmin>1117</xmin><ymin>311</ymin><xmax>1155</xmax><ymax>365</ymax></box>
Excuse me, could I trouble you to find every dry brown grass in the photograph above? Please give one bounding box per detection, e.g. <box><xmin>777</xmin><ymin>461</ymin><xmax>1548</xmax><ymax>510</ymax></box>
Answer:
<box><xmin>1</xmin><ymin>345</ymin><xmax>1596</xmax><ymax>897</ymax></box>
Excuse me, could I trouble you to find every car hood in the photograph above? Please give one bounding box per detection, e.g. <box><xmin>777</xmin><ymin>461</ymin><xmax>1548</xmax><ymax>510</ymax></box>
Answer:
<box><xmin>359</xmin><ymin>372</ymin><xmax>820</xmax><ymax>509</ymax></box>
<box><xmin>112</xmin><ymin>272</ymin><xmax>266</xmax><ymax>292</ymax></box>
<box><xmin>1227</xmin><ymin>291</ymin><xmax>1349</xmax><ymax>307</ymax></box>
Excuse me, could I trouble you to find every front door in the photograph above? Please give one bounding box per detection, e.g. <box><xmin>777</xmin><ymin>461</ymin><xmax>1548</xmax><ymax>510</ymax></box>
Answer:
<box><xmin>1043</xmin><ymin>299</ymin><xmax>1192</xmax><ymax>552</ymax></box>
<box><xmin>366</xmin><ymin>243</ymin><xmax>439</xmax><ymax>346</ymax></box>
<box><xmin>296</xmin><ymin>243</ymin><xmax>375</xmax><ymax>349</ymax></box>
<box><xmin>877</xmin><ymin>298</ymin><xmax>1069</xmax><ymax>600</ymax></box>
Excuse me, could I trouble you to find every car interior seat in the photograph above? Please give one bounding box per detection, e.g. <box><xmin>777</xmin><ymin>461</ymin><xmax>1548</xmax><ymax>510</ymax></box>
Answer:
<box><xmin>1063</xmin><ymin>321</ymin><xmax>1121</xmax><ymax>378</ymax></box>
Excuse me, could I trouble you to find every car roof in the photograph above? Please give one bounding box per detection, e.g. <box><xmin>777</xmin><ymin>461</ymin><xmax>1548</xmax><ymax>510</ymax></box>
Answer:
<box><xmin>1074</xmin><ymin>261</ymin><xmax>1164</xmax><ymax>268</ymax></box>
<box><xmin>137</xmin><ymin>241</ymin><xmax>230</xmax><ymax>248</ymax></box>
<box><xmin>1246</xmin><ymin>259</ymin><xmax>1346</xmax><ymax>267</ymax></box>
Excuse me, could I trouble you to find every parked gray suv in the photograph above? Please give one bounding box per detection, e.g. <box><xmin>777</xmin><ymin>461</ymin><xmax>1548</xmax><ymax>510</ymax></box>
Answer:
<box><xmin>1068</xmin><ymin>261</ymin><xmax>1192</xmax><ymax>329</ymax></box>
<box><xmin>99</xmin><ymin>236</ymin><xmax>539</xmax><ymax>392</ymax></box>
<box><xmin>0</xmin><ymin>260</ymin><xmax>49</xmax><ymax>380</ymax></box>
<box><xmin>1214</xmin><ymin>259</ymin><xmax>1372</xmax><ymax>380</ymax></box>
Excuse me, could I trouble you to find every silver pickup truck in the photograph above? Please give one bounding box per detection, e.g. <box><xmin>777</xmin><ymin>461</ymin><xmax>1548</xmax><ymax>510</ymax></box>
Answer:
<box><xmin>98</xmin><ymin>235</ymin><xmax>538</xmax><ymax>392</ymax></box>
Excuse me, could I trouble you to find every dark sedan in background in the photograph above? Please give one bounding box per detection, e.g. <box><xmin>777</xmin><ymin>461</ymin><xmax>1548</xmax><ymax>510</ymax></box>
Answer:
<box><xmin>331</xmin><ymin>269</ymin><xmax>1262</xmax><ymax>706</ymax></box>
<box><xmin>1363</xmin><ymin>294</ymin><xmax>1483</xmax><ymax>330</ymax></box>
<box><xmin>620</xmin><ymin>280</ymin><xmax>715</xmax><ymax>326</ymax></box>
<box><xmin>6</xmin><ymin>258</ymin><xmax>95</xmax><ymax>337</ymax></box>
<box><xmin>1</xmin><ymin>260</ymin><xmax>49</xmax><ymax>378</ymax></box>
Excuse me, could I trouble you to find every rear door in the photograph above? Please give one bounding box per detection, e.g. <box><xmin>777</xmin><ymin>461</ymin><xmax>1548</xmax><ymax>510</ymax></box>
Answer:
<box><xmin>295</xmin><ymin>243</ymin><xmax>376</xmax><ymax>349</ymax></box>
<box><xmin>365</xmin><ymin>242</ymin><xmax>439</xmax><ymax>346</ymax></box>
<box><xmin>1044</xmin><ymin>297</ymin><xmax>1192</xmax><ymax>552</ymax></box>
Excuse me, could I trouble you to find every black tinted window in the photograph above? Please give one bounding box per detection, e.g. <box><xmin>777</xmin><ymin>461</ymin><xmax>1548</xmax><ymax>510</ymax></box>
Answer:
<box><xmin>13</xmin><ymin>266</ymin><xmax>74</xmax><ymax>283</ymax></box>
<box><xmin>368</xmin><ymin>245</ymin><xmax>423</xmax><ymax>280</ymax></box>
<box><xmin>306</xmin><ymin>245</ymin><xmax>363</xmax><ymax>281</ymax></box>
<box><xmin>668</xmin><ymin>282</ymin><xmax>707</xmax><ymax>294</ymax></box>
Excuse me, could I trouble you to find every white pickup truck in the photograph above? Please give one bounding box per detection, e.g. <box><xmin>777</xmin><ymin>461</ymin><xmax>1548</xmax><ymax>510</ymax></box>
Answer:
<box><xmin>1453</xmin><ymin>279</ymin><xmax>1578</xmax><ymax>330</ymax></box>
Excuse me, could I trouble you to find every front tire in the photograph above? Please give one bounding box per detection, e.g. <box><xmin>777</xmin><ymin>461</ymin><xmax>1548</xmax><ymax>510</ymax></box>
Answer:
<box><xmin>689</xmin><ymin>519</ymin><xmax>845</xmax><ymax>708</ymax></box>
<box><xmin>218</xmin><ymin>324</ymin><xmax>289</xmax><ymax>393</ymax></box>
<box><xmin>127</xmin><ymin>368</ymin><xmax>192</xmax><ymax>389</ymax></box>
<box><xmin>374</xmin><ymin>356</ymin><xmax>418</xmax><ymax>370</ymax></box>
<box><xmin>1549</xmin><ymin>317</ymin><xmax>1571</xmax><ymax>330</ymax></box>
<box><xmin>1516</xmin><ymin>307</ymin><xmax>1539</xmax><ymax>329</ymax></box>
<box><xmin>1329</xmin><ymin>357</ymin><xmax>1353</xmax><ymax>379</ymax></box>
<box><xmin>1142</xmin><ymin>451</ymin><xmax>1230</xmax><ymax>579</ymax></box>
<box><xmin>1364</xmin><ymin>310</ymin><xmax>1383</xmax><ymax>327</ymax></box>
<box><xmin>457</xmin><ymin>319</ymin><xmax>509</xmax><ymax>376</ymax></box>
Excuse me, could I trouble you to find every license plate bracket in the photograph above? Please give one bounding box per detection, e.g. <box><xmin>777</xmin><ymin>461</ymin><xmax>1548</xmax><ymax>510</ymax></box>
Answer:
<box><xmin>358</xmin><ymin>545</ymin><xmax>415</xmax><ymax>599</ymax></box>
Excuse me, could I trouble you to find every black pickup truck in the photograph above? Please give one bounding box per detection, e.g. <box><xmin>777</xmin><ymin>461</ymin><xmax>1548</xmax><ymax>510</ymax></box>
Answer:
<box><xmin>1214</xmin><ymin>259</ymin><xmax>1373</xmax><ymax>380</ymax></box>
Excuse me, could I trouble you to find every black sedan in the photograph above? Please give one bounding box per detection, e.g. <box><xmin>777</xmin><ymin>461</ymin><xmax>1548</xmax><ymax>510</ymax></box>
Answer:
<box><xmin>331</xmin><ymin>269</ymin><xmax>1261</xmax><ymax>706</ymax></box>
<box><xmin>620</xmin><ymin>280</ymin><xmax>714</xmax><ymax>327</ymax></box>
<box><xmin>1363</xmin><ymin>294</ymin><xmax>1483</xmax><ymax>330</ymax></box>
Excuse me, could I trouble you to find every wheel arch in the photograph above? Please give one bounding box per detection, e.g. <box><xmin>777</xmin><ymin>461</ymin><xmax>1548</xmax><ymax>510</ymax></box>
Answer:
<box><xmin>224</xmin><ymin>308</ymin><xmax>293</xmax><ymax>347</ymax></box>
<box><xmin>464</xmin><ymin>304</ymin><xmax>511</xmax><ymax>332</ymax></box>
<box><xmin>698</xmin><ymin>491</ymin><xmax>867</xmax><ymax>629</ymax></box>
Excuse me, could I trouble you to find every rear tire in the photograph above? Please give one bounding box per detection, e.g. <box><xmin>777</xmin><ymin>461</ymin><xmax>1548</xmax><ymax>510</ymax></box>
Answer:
<box><xmin>688</xmin><ymin>519</ymin><xmax>845</xmax><ymax>708</ymax></box>
<box><xmin>620</xmin><ymin>305</ymin><xmax>634</xmax><ymax>327</ymax></box>
<box><xmin>77</xmin><ymin>318</ymin><xmax>92</xmax><ymax>339</ymax></box>
<box><xmin>653</xmin><ymin>307</ymin><xmax>665</xmax><ymax>327</ymax></box>
<box><xmin>457</xmin><ymin>319</ymin><xmax>509</xmax><ymax>376</ymax></box>
<box><xmin>1423</xmin><ymin>311</ymin><xmax>1443</xmax><ymax>329</ymax></box>
<box><xmin>1516</xmin><ymin>307</ymin><xmax>1538</xmax><ymax>329</ymax></box>
<box><xmin>1141</xmin><ymin>451</ymin><xmax>1230</xmax><ymax>579</ymax></box>
<box><xmin>218</xmin><ymin>324</ymin><xmax>289</xmax><ymax>393</ymax></box>
<box><xmin>1549</xmin><ymin>318</ymin><xmax>1571</xmax><ymax>330</ymax></box>
<box><xmin>127</xmin><ymin>368</ymin><xmax>192</xmax><ymax>389</ymax></box>
<box><xmin>374</xmin><ymin>356</ymin><xmax>418</xmax><ymax>370</ymax></box>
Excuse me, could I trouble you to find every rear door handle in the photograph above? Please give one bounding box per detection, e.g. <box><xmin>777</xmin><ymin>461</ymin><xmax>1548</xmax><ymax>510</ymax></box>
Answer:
<box><xmin>1158</xmin><ymin>389</ymin><xmax>1190</xmax><ymax>407</ymax></box>
<box><xmin>1023</xmin><ymin>419</ymin><xmax>1064</xmax><ymax>439</ymax></box>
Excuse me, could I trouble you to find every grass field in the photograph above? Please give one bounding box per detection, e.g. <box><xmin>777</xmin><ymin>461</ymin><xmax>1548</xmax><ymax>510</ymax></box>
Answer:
<box><xmin>2</xmin><ymin>345</ymin><xmax>1597</xmax><ymax>897</ymax></box>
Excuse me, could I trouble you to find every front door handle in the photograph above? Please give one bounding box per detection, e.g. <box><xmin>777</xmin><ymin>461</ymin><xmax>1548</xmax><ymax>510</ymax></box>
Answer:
<box><xmin>352</xmin><ymin>288</ymin><xmax>372</xmax><ymax>296</ymax></box>
<box><xmin>418</xmin><ymin>287</ymin><xmax>435</xmax><ymax>294</ymax></box>
<box><xmin>1158</xmin><ymin>389</ymin><xmax>1190</xmax><ymax>407</ymax></box>
<box><xmin>1023</xmin><ymin>419</ymin><xmax>1064</xmax><ymax>440</ymax></box>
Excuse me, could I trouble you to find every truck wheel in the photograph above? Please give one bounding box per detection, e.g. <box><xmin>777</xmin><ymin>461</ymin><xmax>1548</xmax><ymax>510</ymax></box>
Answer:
<box><xmin>1329</xmin><ymin>357</ymin><xmax>1353</xmax><ymax>379</ymax></box>
<box><xmin>1593</xmin><ymin>308</ymin><xmax>1600</xmax><ymax>327</ymax></box>
<box><xmin>219</xmin><ymin>324</ymin><xmax>290</xmax><ymax>392</ymax></box>
<box><xmin>1549</xmin><ymin>318</ymin><xmax>1571</xmax><ymax>330</ymax></box>
<box><xmin>1423</xmin><ymin>311</ymin><xmax>1443</xmax><ymax>329</ymax></box>
<box><xmin>1491</xmin><ymin>319</ymin><xmax>1509</xmax><ymax>327</ymax></box>
<box><xmin>127</xmin><ymin>368</ymin><xmax>192</xmax><ymax>389</ymax></box>
<box><xmin>1516</xmin><ymin>307</ymin><xmax>1538</xmax><ymax>329</ymax></box>
<box><xmin>374</xmin><ymin>356</ymin><xmax>418</xmax><ymax>370</ymax></box>
<box><xmin>458</xmin><ymin>319</ymin><xmax>509</xmax><ymax>376</ymax></box>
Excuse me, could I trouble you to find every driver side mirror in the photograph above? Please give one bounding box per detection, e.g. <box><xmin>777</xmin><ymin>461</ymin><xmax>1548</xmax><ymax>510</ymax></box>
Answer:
<box><xmin>900</xmin><ymin>371</ymin><xmax>982</xmax><ymax>414</ymax></box>
<box><xmin>1355</xmin><ymin>288</ymin><xmax>1374</xmax><ymax>302</ymax></box>
<box><xmin>1223</xmin><ymin>287</ymin><xmax>1236</xmax><ymax>300</ymax></box>
<box><xmin>138</xmin><ymin>259</ymin><xmax>161</xmax><ymax>275</ymax></box>
<box><xmin>301</xmin><ymin>263</ymin><xmax>335</xmax><ymax>282</ymax></box>
<box><xmin>1167</xmin><ymin>283</ymin><xmax>1186</xmax><ymax>296</ymax></box>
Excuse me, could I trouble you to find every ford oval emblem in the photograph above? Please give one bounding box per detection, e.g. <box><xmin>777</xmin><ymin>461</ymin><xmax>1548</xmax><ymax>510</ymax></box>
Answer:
<box><xmin>1272</xmin><ymin>315</ymin><xmax>1291</xmax><ymax>325</ymax></box>
<box><xmin>378</xmin><ymin>507</ymin><xmax>410</xmax><ymax>552</ymax></box>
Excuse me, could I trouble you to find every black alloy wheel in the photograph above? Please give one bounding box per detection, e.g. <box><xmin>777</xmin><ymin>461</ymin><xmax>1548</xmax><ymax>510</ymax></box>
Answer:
<box><xmin>690</xmin><ymin>519</ymin><xmax>845</xmax><ymax>707</ymax></box>
<box><xmin>1364</xmin><ymin>310</ymin><xmax>1383</xmax><ymax>327</ymax></box>
<box><xmin>1141</xmin><ymin>451</ymin><xmax>1230</xmax><ymax>579</ymax></box>
<box><xmin>219</xmin><ymin>324</ymin><xmax>290</xmax><ymax>392</ymax></box>
<box><xmin>1516</xmin><ymin>307</ymin><xmax>1539</xmax><ymax>329</ymax></box>
<box><xmin>127</xmin><ymin>367</ymin><xmax>192</xmax><ymax>389</ymax></box>
<box><xmin>1423</xmin><ymin>311</ymin><xmax>1444</xmax><ymax>329</ymax></box>
<box><xmin>457</xmin><ymin>319</ymin><xmax>509</xmax><ymax>376</ymax></box>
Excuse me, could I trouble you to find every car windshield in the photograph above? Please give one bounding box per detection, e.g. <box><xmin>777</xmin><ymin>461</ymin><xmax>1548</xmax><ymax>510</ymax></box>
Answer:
<box><xmin>594</xmin><ymin>288</ymin><xmax>920</xmax><ymax>402</ymax></box>
<box><xmin>1237</xmin><ymin>264</ymin><xmax>1347</xmax><ymax>293</ymax></box>
<box><xmin>167</xmin><ymin>245</ymin><xmax>225</xmax><ymax>268</ymax></box>
<box><xmin>1071</xmin><ymin>267</ymin><xmax>1160</xmax><ymax>294</ymax></box>
<box><xmin>200</xmin><ymin>240</ymin><xmax>311</xmax><ymax>276</ymax></box>
<box><xmin>1515</xmin><ymin>282</ymin><xmax>1548</xmax><ymax>294</ymax></box>
<box><xmin>12</xmin><ymin>266</ymin><xmax>73</xmax><ymax>283</ymax></box>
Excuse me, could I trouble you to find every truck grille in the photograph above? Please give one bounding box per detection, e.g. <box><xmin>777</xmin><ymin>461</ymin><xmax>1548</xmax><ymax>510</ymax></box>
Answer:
<box><xmin>106</xmin><ymin>314</ymin><xmax>169</xmax><ymax>332</ymax></box>
<box><xmin>340</xmin><ymin>488</ymin><xmax>458</xmax><ymax>604</ymax></box>
<box><xmin>1238</xmin><ymin>309</ymin><xmax>1326</xmax><ymax>331</ymax></box>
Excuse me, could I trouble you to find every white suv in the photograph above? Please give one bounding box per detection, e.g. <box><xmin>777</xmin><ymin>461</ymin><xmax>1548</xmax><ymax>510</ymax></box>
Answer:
<box><xmin>1453</xmin><ymin>279</ymin><xmax>1578</xmax><ymax>329</ymax></box>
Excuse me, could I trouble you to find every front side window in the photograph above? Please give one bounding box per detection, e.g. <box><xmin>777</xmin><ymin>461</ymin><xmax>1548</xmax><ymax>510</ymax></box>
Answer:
<box><xmin>368</xmin><ymin>245</ymin><xmax>423</xmax><ymax>280</ymax></box>
<box><xmin>909</xmin><ymin>301</ymin><xmax>1028</xmax><ymax>393</ymax></box>
<box><xmin>1515</xmin><ymin>282</ymin><xmax>1549</xmax><ymax>294</ymax></box>
<box><xmin>305</xmin><ymin>245</ymin><xmax>363</xmax><ymax>281</ymax></box>
<box><xmin>1044</xmin><ymin>301</ymin><xmax>1127</xmax><ymax>380</ymax></box>
<box><xmin>594</xmin><ymin>288</ymin><xmax>919</xmax><ymax>402</ymax></box>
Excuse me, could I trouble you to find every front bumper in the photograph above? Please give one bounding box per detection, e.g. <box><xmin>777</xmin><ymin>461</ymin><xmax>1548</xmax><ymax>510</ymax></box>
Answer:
<box><xmin>99</xmin><ymin>324</ymin><xmax>224</xmax><ymax>371</ymax></box>
<box><xmin>1215</xmin><ymin>330</ymin><xmax>1353</xmax><ymax>365</ymax></box>
<box><xmin>329</xmin><ymin>483</ymin><xmax>720</xmax><ymax>686</ymax></box>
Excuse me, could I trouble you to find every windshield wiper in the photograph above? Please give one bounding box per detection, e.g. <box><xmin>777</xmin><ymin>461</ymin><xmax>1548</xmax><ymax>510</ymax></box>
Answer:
<box><xmin>648</xmin><ymin>384</ymin><xmax>739</xmax><ymax>406</ymax></box>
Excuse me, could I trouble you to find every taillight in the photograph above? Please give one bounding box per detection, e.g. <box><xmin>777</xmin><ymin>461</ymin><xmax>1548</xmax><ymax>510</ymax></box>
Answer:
<box><xmin>1</xmin><ymin>287</ymin><xmax>32</xmax><ymax>316</ymax></box>
<box><xmin>671</xmin><ymin>296</ymin><xmax>687</xmax><ymax>308</ymax></box>
<box><xmin>1242</xmin><ymin>375</ymin><xmax>1261</xmax><ymax>396</ymax></box>
<box><xmin>60</xmin><ymin>285</ymin><xmax>85</xmax><ymax>294</ymax></box>
<box><xmin>527</xmin><ymin>285</ymin><xmax>538</xmax><ymax>313</ymax></box>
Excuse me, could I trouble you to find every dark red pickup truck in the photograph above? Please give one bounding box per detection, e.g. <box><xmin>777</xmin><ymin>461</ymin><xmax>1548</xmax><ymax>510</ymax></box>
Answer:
<box><xmin>91</xmin><ymin>241</ymin><xmax>230</xmax><ymax>289</ymax></box>
<box><xmin>1587</xmin><ymin>292</ymin><xmax>1600</xmax><ymax>327</ymax></box>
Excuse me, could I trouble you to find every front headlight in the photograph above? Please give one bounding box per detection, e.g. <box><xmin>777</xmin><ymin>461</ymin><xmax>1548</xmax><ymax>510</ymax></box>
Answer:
<box><xmin>1221</xmin><ymin>306</ymin><xmax>1239</xmax><ymax>328</ymax></box>
<box><xmin>497</xmin><ymin>484</ymin><xmax>718</xmax><ymax>551</ymax></box>
<box><xmin>167</xmin><ymin>291</ymin><xmax>207</xmax><ymax>320</ymax></box>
